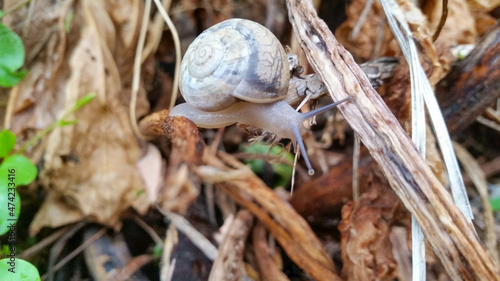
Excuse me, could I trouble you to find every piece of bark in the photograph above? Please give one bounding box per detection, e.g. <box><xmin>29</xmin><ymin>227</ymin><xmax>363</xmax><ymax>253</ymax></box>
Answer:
<box><xmin>208</xmin><ymin>210</ymin><xmax>254</xmax><ymax>281</ymax></box>
<box><xmin>436</xmin><ymin>24</ymin><xmax>500</xmax><ymax>134</ymax></box>
<box><xmin>286</xmin><ymin>0</ymin><xmax>500</xmax><ymax>280</ymax></box>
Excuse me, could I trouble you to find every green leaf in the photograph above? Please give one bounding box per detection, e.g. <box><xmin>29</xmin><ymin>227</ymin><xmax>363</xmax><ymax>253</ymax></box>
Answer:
<box><xmin>0</xmin><ymin>189</ymin><xmax>20</xmax><ymax>236</ymax></box>
<box><xmin>135</xmin><ymin>189</ymin><xmax>144</xmax><ymax>198</ymax></box>
<box><xmin>0</xmin><ymin>155</ymin><xmax>37</xmax><ymax>188</ymax></box>
<box><xmin>64</xmin><ymin>10</ymin><xmax>74</xmax><ymax>33</ymax></box>
<box><xmin>490</xmin><ymin>196</ymin><xmax>500</xmax><ymax>212</ymax></box>
<box><xmin>58</xmin><ymin>120</ymin><xmax>78</xmax><ymax>127</ymax></box>
<box><xmin>0</xmin><ymin>129</ymin><xmax>16</xmax><ymax>157</ymax></box>
<box><xmin>0</xmin><ymin>11</ymin><xmax>4</xmax><ymax>19</ymax></box>
<box><xmin>153</xmin><ymin>243</ymin><xmax>163</xmax><ymax>258</ymax></box>
<box><xmin>0</xmin><ymin>23</ymin><xmax>26</xmax><ymax>87</ymax></box>
<box><xmin>0</xmin><ymin>24</ymin><xmax>24</xmax><ymax>69</ymax></box>
<box><xmin>0</xmin><ymin>258</ymin><xmax>41</xmax><ymax>280</ymax></box>
<box><xmin>72</xmin><ymin>92</ymin><xmax>96</xmax><ymax>111</ymax></box>
<box><xmin>241</xmin><ymin>142</ymin><xmax>294</xmax><ymax>188</ymax></box>
<box><xmin>1</xmin><ymin>245</ymin><xmax>10</xmax><ymax>257</ymax></box>
<box><xmin>0</xmin><ymin>65</ymin><xmax>26</xmax><ymax>87</ymax></box>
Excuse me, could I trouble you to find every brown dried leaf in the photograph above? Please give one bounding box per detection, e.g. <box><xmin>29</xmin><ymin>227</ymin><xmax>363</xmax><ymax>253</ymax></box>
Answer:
<box><xmin>335</xmin><ymin>0</ymin><xmax>393</xmax><ymax>61</ymax></box>
<box><xmin>423</xmin><ymin>0</ymin><xmax>477</xmax><ymax>46</ymax></box>
<box><xmin>179</xmin><ymin>0</ymin><xmax>232</xmax><ymax>30</ymax></box>
<box><xmin>466</xmin><ymin>0</ymin><xmax>500</xmax><ymax>11</ymax></box>
<box><xmin>392</xmin><ymin>0</ymin><xmax>448</xmax><ymax>84</ymax></box>
<box><xmin>472</xmin><ymin>12</ymin><xmax>498</xmax><ymax>36</ymax></box>
<box><xmin>338</xmin><ymin>177</ymin><xmax>402</xmax><ymax>281</ymax></box>
<box><xmin>3</xmin><ymin>0</ymin><xmax>69</xmax><ymax>66</ymax></box>
<box><xmin>3</xmin><ymin>1</ymin><xmax>153</xmax><ymax>235</ymax></box>
<box><xmin>136</xmin><ymin>144</ymin><xmax>164</xmax><ymax>204</ymax></box>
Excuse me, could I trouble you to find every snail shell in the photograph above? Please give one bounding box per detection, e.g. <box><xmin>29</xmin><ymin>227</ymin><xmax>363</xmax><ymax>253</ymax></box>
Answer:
<box><xmin>180</xmin><ymin>18</ymin><xmax>290</xmax><ymax>112</ymax></box>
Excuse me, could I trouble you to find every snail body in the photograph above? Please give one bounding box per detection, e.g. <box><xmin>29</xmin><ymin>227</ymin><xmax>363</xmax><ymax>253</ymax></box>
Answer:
<box><xmin>171</xmin><ymin>19</ymin><xmax>349</xmax><ymax>175</ymax></box>
<box><xmin>172</xmin><ymin>100</ymin><xmax>303</xmax><ymax>138</ymax></box>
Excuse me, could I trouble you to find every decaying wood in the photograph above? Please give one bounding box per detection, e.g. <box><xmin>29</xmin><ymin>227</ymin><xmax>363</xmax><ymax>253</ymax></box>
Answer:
<box><xmin>202</xmin><ymin>151</ymin><xmax>341</xmax><ymax>281</ymax></box>
<box><xmin>252</xmin><ymin>222</ymin><xmax>289</xmax><ymax>281</ymax></box>
<box><xmin>138</xmin><ymin>110</ymin><xmax>205</xmax><ymax>166</ymax></box>
<box><xmin>138</xmin><ymin>111</ymin><xmax>204</xmax><ymax>213</ymax></box>
<box><xmin>208</xmin><ymin>210</ymin><xmax>254</xmax><ymax>281</ymax></box>
<box><xmin>286</xmin><ymin>0</ymin><xmax>500</xmax><ymax>280</ymax></box>
<box><xmin>436</xmin><ymin>24</ymin><xmax>500</xmax><ymax>134</ymax></box>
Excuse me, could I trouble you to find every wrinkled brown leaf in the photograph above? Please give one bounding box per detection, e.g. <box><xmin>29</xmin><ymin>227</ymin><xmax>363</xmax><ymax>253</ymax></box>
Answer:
<box><xmin>4</xmin><ymin>1</ymin><xmax>156</xmax><ymax>235</ymax></box>
<box><xmin>339</xmin><ymin>176</ymin><xmax>402</xmax><ymax>281</ymax></box>
<box><xmin>335</xmin><ymin>0</ymin><xmax>393</xmax><ymax>61</ymax></box>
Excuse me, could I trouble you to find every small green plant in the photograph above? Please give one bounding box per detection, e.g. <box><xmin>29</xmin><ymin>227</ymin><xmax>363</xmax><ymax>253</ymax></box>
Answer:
<box><xmin>0</xmin><ymin>12</ymin><xmax>27</xmax><ymax>87</ymax></box>
<box><xmin>0</xmin><ymin>131</ymin><xmax>39</xmax><ymax>279</ymax></box>
<box><xmin>64</xmin><ymin>10</ymin><xmax>74</xmax><ymax>33</ymax></box>
<box><xmin>241</xmin><ymin>142</ymin><xmax>294</xmax><ymax>188</ymax></box>
<box><xmin>491</xmin><ymin>195</ymin><xmax>500</xmax><ymax>212</ymax></box>
<box><xmin>0</xmin><ymin>130</ymin><xmax>38</xmax><ymax>236</ymax></box>
<box><xmin>0</xmin><ymin>93</ymin><xmax>95</xmax><ymax>280</ymax></box>
<box><xmin>153</xmin><ymin>242</ymin><xmax>163</xmax><ymax>259</ymax></box>
<box><xmin>0</xmin><ymin>258</ymin><xmax>41</xmax><ymax>280</ymax></box>
<box><xmin>0</xmin><ymin>92</ymin><xmax>95</xmax><ymax>234</ymax></box>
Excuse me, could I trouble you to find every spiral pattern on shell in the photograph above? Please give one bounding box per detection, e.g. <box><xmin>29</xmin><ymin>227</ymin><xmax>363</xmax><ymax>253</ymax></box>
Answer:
<box><xmin>179</xmin><ymin>18</ymin><xmax>290</xmax><ymax>112</ymax></box>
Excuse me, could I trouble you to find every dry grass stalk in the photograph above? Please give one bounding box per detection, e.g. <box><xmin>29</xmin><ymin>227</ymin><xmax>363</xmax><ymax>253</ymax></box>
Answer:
<box><xmin>453</xmin><ymin>142</ymin><xmax>499</xmax><ymax>261</ymax></box>
<box><xmin>252</xmin><ymin>222</ymin><xmax>289</xmax><ymax>281</ymax></box>
<box><xmin>208</xmin><ymin>210</ymin><xmax>254</xmax><ymax>281</ymax></box>
<box><xmin>286</xmin><ymin>0</ymin><xmax>500</xmax><ymax>279</ymax></box>
<box><xmin>160</xmin><ymin>224</ymin><xmax>178</xmax><ymax>281</ymax></box>
<box><xmin>202</xmin><ymin>151</ymin><xmax>340</xmax><ymax>281</ymax></box>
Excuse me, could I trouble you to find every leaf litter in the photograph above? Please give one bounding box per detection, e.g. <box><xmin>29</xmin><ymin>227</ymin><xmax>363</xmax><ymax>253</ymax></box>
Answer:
<box><xmin>1</xmin><ymin>0</ymin><xmax>500</xmax><ymax>279</ymax></box>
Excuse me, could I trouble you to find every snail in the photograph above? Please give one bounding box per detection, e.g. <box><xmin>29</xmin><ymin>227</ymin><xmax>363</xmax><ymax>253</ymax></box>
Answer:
<box><xmin>170</xmin><ymin>18</ymin><xmax>349</xmax><ymax>175</ymax></box>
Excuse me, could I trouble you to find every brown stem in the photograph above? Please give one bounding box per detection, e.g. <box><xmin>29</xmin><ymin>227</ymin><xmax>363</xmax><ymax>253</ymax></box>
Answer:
<box><xmin>208</xmin><ymin>210</ymin><xmax>254</xmax><ymax>281</ymax></box>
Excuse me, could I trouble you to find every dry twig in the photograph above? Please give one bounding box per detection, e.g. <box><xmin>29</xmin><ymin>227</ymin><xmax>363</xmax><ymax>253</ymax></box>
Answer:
<box><xmin>208</xmin><ymin>210</ymin><xmax>254</xmax><ymax>281</ymax></box>
<box><xmin>203</xmin><ymin>151</ymin><xmax>340</xmax><ymax>281</ymax></box>
<box><xmin>286</xmin><ymin>0</ymin><xmax>500</xmax><ymax>279</ymax></box>
<box><xmin>436</xmin><ymin>24</ymin><xmax>500</xmax><ymax>134</ymax></box>
<box><xmin>252</xmin><ymin>222</ymin><xmax>289</xmax><ymax>281</ymax></box>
